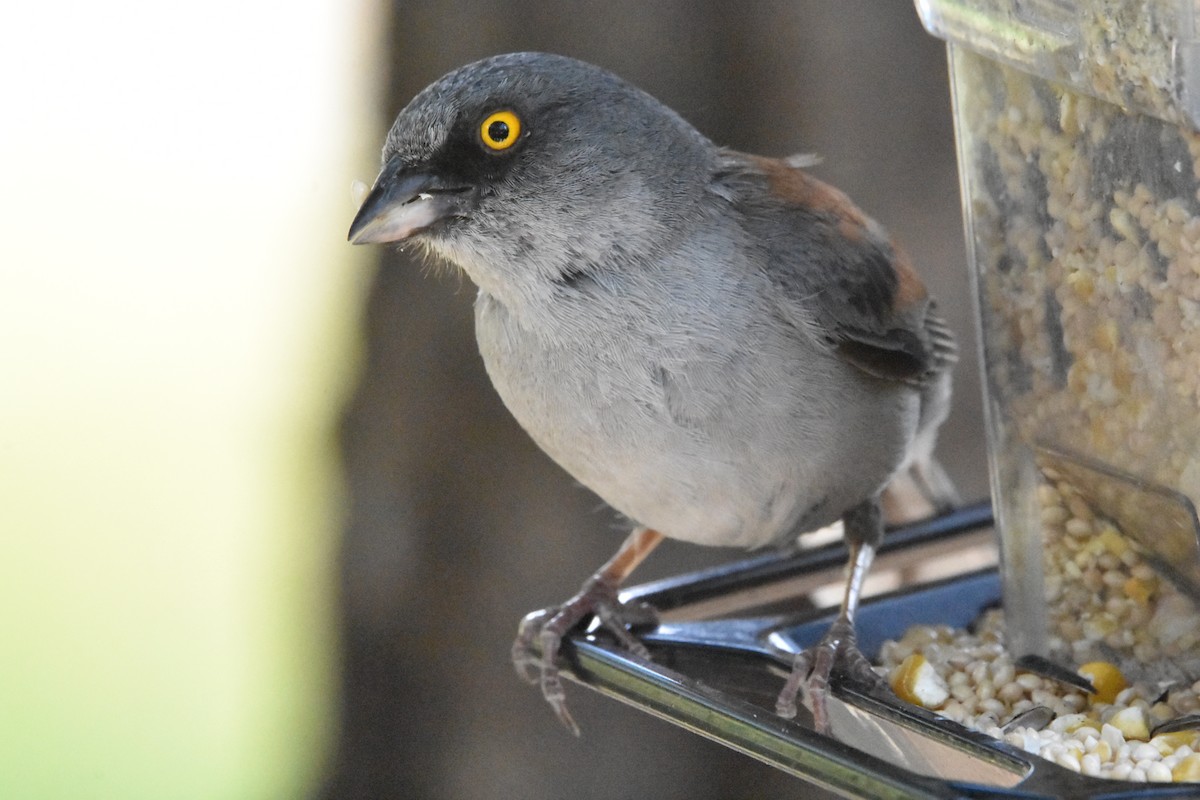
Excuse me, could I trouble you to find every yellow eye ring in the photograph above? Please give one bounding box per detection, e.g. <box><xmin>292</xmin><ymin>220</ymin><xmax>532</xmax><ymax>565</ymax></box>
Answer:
<box><xmin>480</xmin><ymin>110</ymin><xmax>522</xmax><ymax>151</ymax></box>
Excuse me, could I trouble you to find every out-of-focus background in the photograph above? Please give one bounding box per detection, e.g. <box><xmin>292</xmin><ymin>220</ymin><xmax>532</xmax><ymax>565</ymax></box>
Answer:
<box><xmin>1</xmin><ymin>3</ymin><xmax>986</xmax><ymax>799</ymax></box>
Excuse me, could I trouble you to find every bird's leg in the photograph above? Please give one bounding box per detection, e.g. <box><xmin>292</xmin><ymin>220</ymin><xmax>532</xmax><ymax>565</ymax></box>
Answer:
<box><xmin>512</xmin><ymin>526</ymin><xmax>664</xmax><ymax>735</ymax></box>
<box><xmin>776</xmin><ymin>498</ymin><xmax>889</xmax><ymax>733</ymax></box>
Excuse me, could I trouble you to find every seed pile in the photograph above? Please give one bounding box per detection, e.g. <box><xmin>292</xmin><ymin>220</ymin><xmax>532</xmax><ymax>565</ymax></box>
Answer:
<box><xmin>1037</xmin><ymin>468</ymin><xmax>1200</xmax><ymax>682</ymax></box>
<box><xmin>878</xmin><ymin>612</ymin><xmax>1200</xmax><ymax>782</ymax></box>
<box><xmin>1072</xmin><ymin>0</ymin><xmax>1180</xmax><ymax>125</ymax></box>
<box><xmin>900</xmin><ymin>3</ymin><xmax>1200</xmax><ymax>783</ymax></box>
<box><xmin>876</xmin><ymin>463</ymin><xmax>1200</xmax><ymax>783</ymax></box>
<box><xmin>957</xmin><ymin>46</ymin><xmax>1200</xmax><ymax>503</ymax></box>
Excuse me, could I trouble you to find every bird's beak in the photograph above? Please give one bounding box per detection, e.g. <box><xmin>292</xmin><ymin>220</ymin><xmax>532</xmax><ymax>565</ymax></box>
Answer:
<box><xmin>347</xmin><ymin>157</ymin><xmax>467</xmax><ymax>245</ymax></box>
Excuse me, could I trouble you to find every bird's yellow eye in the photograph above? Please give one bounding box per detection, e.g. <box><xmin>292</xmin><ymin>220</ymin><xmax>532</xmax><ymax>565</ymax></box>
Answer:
<box><xmin>480</xmin><ymin>110</ymin><xmax>522</xmax><ymax>151</ymax></box>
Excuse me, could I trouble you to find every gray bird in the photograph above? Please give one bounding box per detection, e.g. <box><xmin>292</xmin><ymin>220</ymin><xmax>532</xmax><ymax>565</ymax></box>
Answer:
<box><xmin>348</xmin><ymin>52</ymin><xmax>957</xmax><ymax>735</ymax></box>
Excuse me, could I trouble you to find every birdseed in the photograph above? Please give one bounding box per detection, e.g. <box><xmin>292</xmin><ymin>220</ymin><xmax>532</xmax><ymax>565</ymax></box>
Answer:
<box><xmin>877</xmin><ymin>611</ymin><xmax>1200</xmax><ymax>782</ymax></box>
<box><xmin>947</xmin><ymin>2</ymin><xmax>1200</xmax><ymax>716</ymax></box>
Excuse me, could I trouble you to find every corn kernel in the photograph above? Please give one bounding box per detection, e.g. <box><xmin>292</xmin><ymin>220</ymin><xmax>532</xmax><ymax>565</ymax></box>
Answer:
<box><xmin>890</xmin><ymin>653</ymin><xmax>949</xmax><ymax>709</ymax></box>
<box><xmin>1112</xmin><ymin>363</ymin><xmax>1133</xmax><ymax>392</ymax></box>
<box><xmin>1151</xmin><ymin>730</ymin><xmax>1200</xmax><ymax>755</ymax></box>
<box><xmin>1098</xmin><ymin>526</ymin><xmax>1129</xmax><ymax>557</ymax></box>
<box><xmin>1079</xmin><ymin>662</ymin><xmax>1127</xmax><ymax>705</ymax></box>
<box><xmin>1123</xmin><ymin>577</ymin><xmax>1153</xmax><ymax>605</ymax></box>
<box><xmin>1173</xmin><ymin>753</ymin><xmax>1200</xmax><ymax>782</ymax></box>
<box><xmin>1110</xmin><ymin>705</ymin><xmax>1151</xmax><ymax>741</ymax></box>
<box><xmin>1110</xmin><ymin>208</ymin><xmax>1138</xmax><ymax>241</ymax></box>
<box><xmin>1094</xmin><ymin>319</ymin><xmax>1121</xmax><ymax>353</ymax></box>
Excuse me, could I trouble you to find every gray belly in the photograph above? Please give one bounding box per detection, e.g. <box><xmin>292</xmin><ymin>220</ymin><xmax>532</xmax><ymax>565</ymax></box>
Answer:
<box><xmin>474</xmin><ymin>292</ymin><xmax>918</xmax><ymax>549</ymax></box>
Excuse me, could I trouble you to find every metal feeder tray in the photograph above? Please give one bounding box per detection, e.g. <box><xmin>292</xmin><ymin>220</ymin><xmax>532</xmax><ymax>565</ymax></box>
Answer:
<box><xmin>545</xmin><ymin>502</ymin><xmax>1200</xmax><ymax>799</ymax></box>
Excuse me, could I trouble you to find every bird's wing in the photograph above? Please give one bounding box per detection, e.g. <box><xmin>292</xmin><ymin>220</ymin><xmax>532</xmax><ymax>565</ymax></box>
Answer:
<box><xmin>718</xmin><ymin>152</ymin><xmax>956</xmax><ymax>386</ymax></box>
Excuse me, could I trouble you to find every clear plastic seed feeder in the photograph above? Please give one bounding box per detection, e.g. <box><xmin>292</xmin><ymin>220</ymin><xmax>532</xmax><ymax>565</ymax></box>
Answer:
<box><xmin>918</xmin><ymin>0</ymin><xmax>1200</xmax><ymax>682</ymax></box>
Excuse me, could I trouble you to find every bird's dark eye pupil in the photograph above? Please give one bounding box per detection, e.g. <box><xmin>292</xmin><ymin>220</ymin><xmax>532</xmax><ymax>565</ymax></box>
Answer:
<box><xmin>488</xmin><ymin>121</ymin><xmax>510</xmax><ymax>141</ymax></box>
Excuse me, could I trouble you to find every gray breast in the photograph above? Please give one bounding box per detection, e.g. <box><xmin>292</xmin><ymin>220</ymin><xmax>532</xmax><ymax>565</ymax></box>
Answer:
<box><xmin>471</xmin><ymin>279</ymin><xmax>919</xmax><ymax>551</ymax></box>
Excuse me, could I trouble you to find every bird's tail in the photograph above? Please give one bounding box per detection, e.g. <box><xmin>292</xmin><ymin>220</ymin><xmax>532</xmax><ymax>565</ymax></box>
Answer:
<box><xmin>882</xmin><ymin>368</ymin><xmax>959</xmax><ymax>525</ymax></box>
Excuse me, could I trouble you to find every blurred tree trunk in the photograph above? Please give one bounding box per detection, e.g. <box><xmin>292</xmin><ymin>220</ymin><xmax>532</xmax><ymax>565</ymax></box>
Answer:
<box><xmin>320</xmin><ymin>3</ymin><xmax>978</xmax><ymax>799</ymax></box>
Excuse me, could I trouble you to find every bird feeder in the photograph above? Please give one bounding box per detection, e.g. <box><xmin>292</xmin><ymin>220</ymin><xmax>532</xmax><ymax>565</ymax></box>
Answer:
<box><xmin>921</xmin><ymin>0</ymin><xmax>1200</xmax><ymax>685</ymax></box>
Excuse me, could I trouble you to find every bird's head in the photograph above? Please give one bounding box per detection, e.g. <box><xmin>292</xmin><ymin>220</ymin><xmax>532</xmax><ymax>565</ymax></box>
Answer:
<box><xmin>348</xmin><ymin>53</ymin><xmax>716</xmax><ymax>302</ymax></box>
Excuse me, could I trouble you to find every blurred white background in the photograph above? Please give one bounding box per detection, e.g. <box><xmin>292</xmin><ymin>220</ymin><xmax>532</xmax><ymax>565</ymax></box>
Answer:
<box><xmin>0</xmin><ymin>3</ymin><xmax>380</xmax><ymax>797</ymax></box>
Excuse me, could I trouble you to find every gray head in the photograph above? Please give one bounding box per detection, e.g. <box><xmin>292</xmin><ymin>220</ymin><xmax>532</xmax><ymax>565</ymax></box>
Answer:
<box><xmin>348</xmin><ymin>53</ymin><xmax>717</xmax><ymax>304</ymax></box>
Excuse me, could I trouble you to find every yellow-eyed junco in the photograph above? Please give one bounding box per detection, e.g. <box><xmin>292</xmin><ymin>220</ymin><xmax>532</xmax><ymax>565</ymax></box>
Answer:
<box><xmin>349</xmin><ymin>52</ymin><xmax>957</xmax><ymax>735</ymax></box>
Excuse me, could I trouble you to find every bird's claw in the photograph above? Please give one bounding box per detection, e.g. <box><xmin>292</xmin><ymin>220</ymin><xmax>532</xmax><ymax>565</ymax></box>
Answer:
<box><xmin>512</xmin><ymin>574</ymin><xmax>658</xmax><ymax>736</ymax></box>
<box><xmin>775</xmin><ymin>617</ymin><xmax>887</xmax><ymax>733</ymax></box>
<box><xmin>512</xmin><ymin>608</ymin><xmax>554</xmax><ymax>684</ymax></box>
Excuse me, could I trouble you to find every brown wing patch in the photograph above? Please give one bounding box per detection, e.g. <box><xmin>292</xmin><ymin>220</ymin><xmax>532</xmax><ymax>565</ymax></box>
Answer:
<box><xmin>751</xmin><ymin>155</ymin><xmax>873</xmax><ymax>245</ymax></box>
<box><xmin>889</xmin><ymin>244</ymin><xmax>930</xmax><ymax>312</ymax></box>
<box><xmin>744</xmin><ymin>154</ymin><xmax>953</xmax><ymax>385</ymax></box>
<box><xmin>754</xmin><ymin>155</ymin><xmax>930</xmax><ymax>315</ymax></box>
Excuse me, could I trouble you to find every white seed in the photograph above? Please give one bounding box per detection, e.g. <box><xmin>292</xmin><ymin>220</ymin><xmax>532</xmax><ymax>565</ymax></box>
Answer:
<box><xmin>1056</xmin><ymin>751</ymin><xmax>1082</xmax><ymax>772</ymax></box>
<box><xmin>1061</xmin><ymin>693</ymin><xmax>1086</xmax><ymax>712</ymax></box>
<box><xmin>1146</xmin><ymin>761</ymin><xmax>1173</xmax><ymax>782</ymax></box>
<box><xmin>998</xmin><ymin>682</ymin><xmax>1025</xmax><ymax>703</ymax></box>
<box><xmin>1101</xmin><ymin>723</ymin><xmax>1126</xmax><ymax>751</ymax></box>
<box><xmin>1016</xmin><ymin>673</ymin><xmax>1043</xmax><ymax>690</ymax></box>
<box><xmin>1051</xmin><ymin>713</ymin><xmax>1089</xmax><ymax>734</ymax></box>
<box><xmin>1131</xmin><ymin>742</ymin><xmax>1161</xmax><ymax>762</ymax></box>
